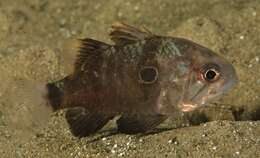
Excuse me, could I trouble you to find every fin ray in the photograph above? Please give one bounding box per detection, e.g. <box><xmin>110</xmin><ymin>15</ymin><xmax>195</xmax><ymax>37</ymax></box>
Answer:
<box><xmin>110</xmin><ymin>22</ymin><xmax>153</xmax><ymax>45</ymax></box>
<box><xmin>65</xmin><ymin>107</ymin><xmax>115</xmax><ymax>137</ymax></box>
<box><xmin>117</xmin><ymin>114</ymin><xmax>167</xmax><ymax>134</ymax></box>
<box><xmin>74</xmin><ymin>38</ymin><xmax>110</xmax><ymax>72</ymax></box>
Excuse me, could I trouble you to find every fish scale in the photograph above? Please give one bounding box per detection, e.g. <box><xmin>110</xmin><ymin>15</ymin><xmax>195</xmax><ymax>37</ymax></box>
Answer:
<box><xmin>20</xmin><ymin>23</ymin><xmax>238</xmax><ymax>137</ymax></box>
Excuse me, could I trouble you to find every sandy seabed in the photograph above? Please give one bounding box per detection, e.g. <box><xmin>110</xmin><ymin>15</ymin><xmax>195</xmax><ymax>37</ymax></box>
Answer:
<box><xmin>0</xmin><ymin>0</ymin><xmax>259</xmax><ymax>157</ymax></box>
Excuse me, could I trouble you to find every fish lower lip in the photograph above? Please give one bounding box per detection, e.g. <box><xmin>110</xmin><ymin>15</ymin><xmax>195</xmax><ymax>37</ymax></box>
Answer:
<box><xmin>180</xmin><ymin>103</ymin><xmax>197</xmax><ymax>112</ymax></box>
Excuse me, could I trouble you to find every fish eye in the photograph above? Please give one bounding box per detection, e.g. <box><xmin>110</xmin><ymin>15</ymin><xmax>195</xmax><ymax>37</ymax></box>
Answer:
<box><xmin>202</xmin><ymin>65</ymin><xmax>221</xmax><ymax>82</ymax></box>
<box><xmin>139</xmin><ymin>66</ymin><xmax>158</xmax><ymax>84</ymax></box>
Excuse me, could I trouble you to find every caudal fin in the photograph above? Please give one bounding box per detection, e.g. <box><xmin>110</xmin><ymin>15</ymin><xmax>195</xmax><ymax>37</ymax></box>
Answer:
<box><xmin>5</xmin><ymin>79</ymin><xmax>53</xmax><ymax>138</ymax></box>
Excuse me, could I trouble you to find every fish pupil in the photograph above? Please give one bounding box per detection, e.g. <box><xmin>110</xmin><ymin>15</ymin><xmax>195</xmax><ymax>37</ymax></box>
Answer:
<box><xmin>139</xmin><ymin>67</ymin><xmax>158</xmax><ymax>83</ymax></box>
<box><xmin>205</xmin><ymin>69</ymin><xmax>217</xmax><ymax>81</ymax></box>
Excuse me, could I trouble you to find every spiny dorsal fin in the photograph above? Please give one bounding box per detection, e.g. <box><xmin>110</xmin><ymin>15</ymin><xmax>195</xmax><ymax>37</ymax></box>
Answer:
<box><xmin>110</xmin><ymin>22</ymin><xmax>154</xmax><ymax>45</ymax></box>
<box><xmin>74</xmin><ymin>38</ymin><xmax>110</xmax><ymax>73</ymax></box>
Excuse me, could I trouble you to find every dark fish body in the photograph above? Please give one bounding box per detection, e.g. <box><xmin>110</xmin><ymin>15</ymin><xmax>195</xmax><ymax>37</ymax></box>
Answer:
<box><xmin>25</xmin><ymin>23</ymin><xmax>238</xmax><ymax>137</ymax></box>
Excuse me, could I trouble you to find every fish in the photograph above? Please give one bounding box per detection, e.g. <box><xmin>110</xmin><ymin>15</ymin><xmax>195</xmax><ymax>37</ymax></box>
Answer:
<box><xmin>15</xmin><ymin>23</ymin><xmax>238</xmax><ymax>137</ymax></box>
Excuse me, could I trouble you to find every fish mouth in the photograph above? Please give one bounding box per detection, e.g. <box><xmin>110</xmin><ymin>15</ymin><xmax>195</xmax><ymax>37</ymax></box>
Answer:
<box><xmin>178</xmin><ymin>71</ymin><xmax>206</xmax><ymax>113</ymax></box>
<box><xmin>179</xmin><ymin>102</ymin><xmax>198</xmax><ymax>112</ymax></box>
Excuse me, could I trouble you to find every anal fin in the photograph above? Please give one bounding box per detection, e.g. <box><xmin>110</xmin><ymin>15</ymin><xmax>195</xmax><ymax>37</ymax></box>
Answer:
<box><xmin>117</xmin><ymin>114</ymin><xmax>167</xmax><ymax>134</ymax></box>
<box><xmin>65</xmin><ymin>107</ymin><xmax>114</xmax><ymax>137</ymax></box>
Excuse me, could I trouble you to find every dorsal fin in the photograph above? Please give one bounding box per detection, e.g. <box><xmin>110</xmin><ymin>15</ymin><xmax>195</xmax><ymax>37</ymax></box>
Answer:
<box><xmin>73</xmin><ymin>38</ymin><xmax>110</xmax><ymax>74</ymax></box>
<box><xmin>109</xmin><ymin>22</ymin><xmax>154</xmax><ymax>45</ymax></box>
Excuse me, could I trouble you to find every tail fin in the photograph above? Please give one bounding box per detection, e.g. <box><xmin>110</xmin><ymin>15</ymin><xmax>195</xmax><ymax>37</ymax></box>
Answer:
<box><xmin>5</xmin><ymin>80</ymin><xmax>54</xmax><ymax>138</ymax></box>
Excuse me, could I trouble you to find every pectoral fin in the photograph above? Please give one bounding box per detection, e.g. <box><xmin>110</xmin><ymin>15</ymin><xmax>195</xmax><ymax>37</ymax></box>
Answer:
<box><xmin>117</xmin><ymin>114</ymin><xmax>167</xmax><ymax>134</ymax></box>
